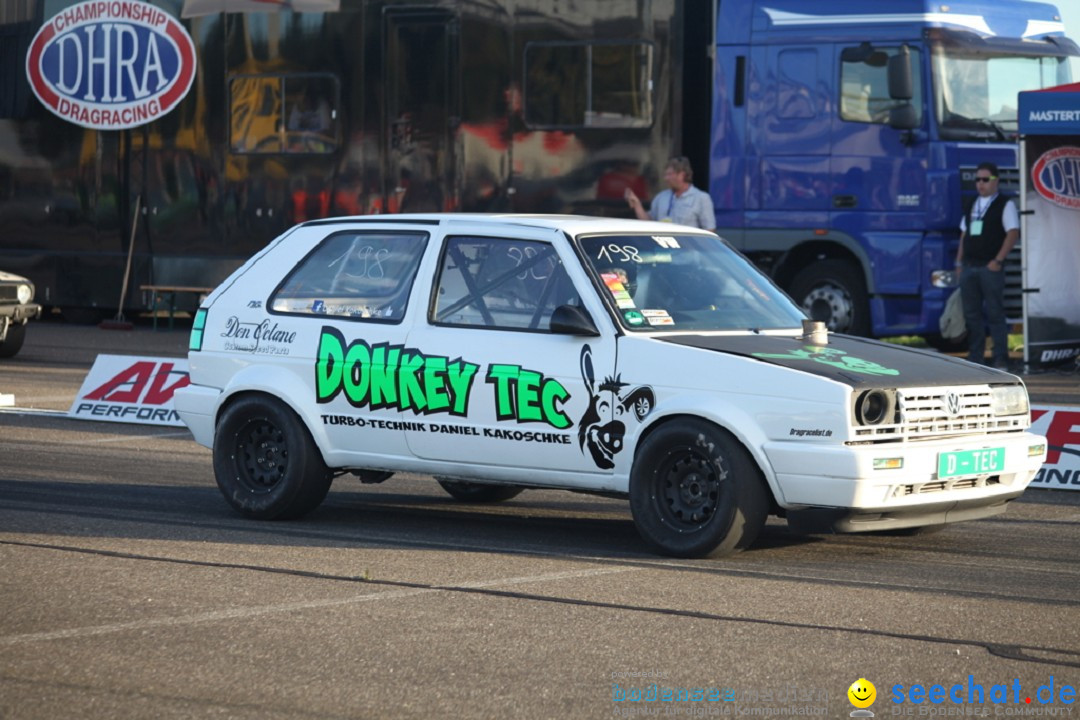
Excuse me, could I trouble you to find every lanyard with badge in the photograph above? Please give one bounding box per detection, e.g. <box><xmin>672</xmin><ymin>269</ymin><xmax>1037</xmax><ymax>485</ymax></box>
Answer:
<box><xmin>970</xmin><ymin>197</ymin><xmax>991</xmax><ymax>236</ymax></box>
<box><xmin>662</xmin><ymin>192</ymin><xmax>676</xmax><ymax>223</ymax></box>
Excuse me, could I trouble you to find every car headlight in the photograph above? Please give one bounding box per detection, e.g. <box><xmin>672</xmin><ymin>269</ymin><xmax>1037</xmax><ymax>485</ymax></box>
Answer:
<box><xmin>991</xmin><ymin>385</ymin><xmax>1028</xmax><ymax>416</ymax></box>
<box><xmin>16</xmin><ymin>284</ymin><xmax>32</xmax><ymax>304</ymax></box>
<box><xmin>853</xmin><ymin>388</ymin><xmax>897</xmax><ymax>426</ymax></box>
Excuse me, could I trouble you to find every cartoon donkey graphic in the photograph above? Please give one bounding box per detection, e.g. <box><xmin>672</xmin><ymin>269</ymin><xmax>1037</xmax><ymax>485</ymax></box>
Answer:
<box><xmin>578</xmin><ymin>344</ymin><xmax>655</xmax><ymax>470</ymax></box>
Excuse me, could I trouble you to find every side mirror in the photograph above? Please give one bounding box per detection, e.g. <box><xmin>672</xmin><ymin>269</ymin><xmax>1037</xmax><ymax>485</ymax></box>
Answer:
<box><xmin>889</xmin><ymin>103</ymin><xmax>919</xmax><ymax>130</ymax></box>
<box><xmin>550</xmin><ymin>304</ymin><xmax>601</xmax><ymax>336</ymax></box>
<box><xmin>888</xmin><ymin>45</ymin><xmax>913</xmax><ymax>100</ymax></box>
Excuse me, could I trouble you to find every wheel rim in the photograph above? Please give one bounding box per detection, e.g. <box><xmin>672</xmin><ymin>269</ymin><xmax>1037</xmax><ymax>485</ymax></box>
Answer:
<box><xmin>655</xmin><ymin>445</ymin><xmax>727</xmax><ymax>530</ymax></box>
<box><xmin>234</xmin><ymin>418</ymin><xmax>289</xmax><ymax>493</ymax></box>
<box><xmin>803</xmin><ymin>282</ymin><xmax>852</xmax><ymax>332</ymax></box>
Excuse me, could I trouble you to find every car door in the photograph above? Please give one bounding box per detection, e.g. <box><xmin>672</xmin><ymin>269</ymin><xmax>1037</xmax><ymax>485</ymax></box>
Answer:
<box><xmin>404</xmin><ymin>223</ymin><xmax>620</xmax><ymax>485</ymax></box>
<box><xmin>267</xmin><ymin>226</ymin><xmax>431</xmax><ymax>466</ymax></box>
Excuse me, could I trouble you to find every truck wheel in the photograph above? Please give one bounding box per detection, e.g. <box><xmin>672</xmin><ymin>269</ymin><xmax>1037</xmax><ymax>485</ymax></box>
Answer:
<box><xmin>790</xmin><ymin>259</ymin><xmax>870</xmax><ymax>336</ymax></box>
<box><xmin>213</xmin><ymin>395</ymin><xmax>332</xmax><ymax>520</ymax></box>
<box><xmin>0</xmin><ymin>323</ymin><xmax>26</xmax><ymax>358</ymax></box>
<box><xmin>436</xmin><ymin>478</ymin><xmax>523</xmax><ymax>503</ymax></box>
<box><xmin>629</xmin><ymin>420</ymin><xmax>768</xmax><ymax>558</ymax></box>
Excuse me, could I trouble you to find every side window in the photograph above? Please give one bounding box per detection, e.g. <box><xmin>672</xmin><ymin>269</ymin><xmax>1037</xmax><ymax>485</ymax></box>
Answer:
<box><xmin>839</xmin><ymin>46</ymin><xmax>922</xmax><ymax>124</ymax></box>
<box><xmin>230</xmin><ymin>74</ymin><xmax>339</xmax><ymax>154</ymax></box>
<box><xmin>432</xmin><ymin>236</ymin><xmax>582</xmax><ymax>331</ymax></box>
<box><xmin>270</xmin><ymin>231</ymin><xmax>428</xmax><ymax>321</ymax></box>
<box><xmin>524</xmin><ymin>41</ymin><xmax>653</xmax><ymax>129</ymax></box>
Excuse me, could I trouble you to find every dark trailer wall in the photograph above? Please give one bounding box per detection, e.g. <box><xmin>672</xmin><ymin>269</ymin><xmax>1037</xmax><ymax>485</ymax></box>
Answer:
<box><xmin>0</xmin><ymin>0</ymin><xmax>687</xmax><ymax>315</ymax></box>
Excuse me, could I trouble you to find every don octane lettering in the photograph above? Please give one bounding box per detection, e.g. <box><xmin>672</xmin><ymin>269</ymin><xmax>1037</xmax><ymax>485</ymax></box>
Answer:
<box><xmin>315</xmin><ymin>328</ymin><xmax>571</xmax><ymax>428</ymax></box>
<box><xmin>221</xmin><ymin>316</ymin><xmax>296</xmax><ymax>352</ymax></box>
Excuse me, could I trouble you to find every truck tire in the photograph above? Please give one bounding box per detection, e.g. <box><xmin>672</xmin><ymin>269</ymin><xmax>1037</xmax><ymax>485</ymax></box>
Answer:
<box><xmin>789</xmin><ymin>259</ymin><xmax>870</xmax><ymax>336</ymax></box>
<box><xmin>0</xmin><ymin>323</ymin><xmax>26</xmax><ymax>358</ymax></box>
<box><xmin>213</xmin><ymin>395</ymin><xmax>333</xmax><ymax>520</ymax></box>
<box><xmin>436</xmin><ymin>478</ymin><xmax>523</xmax><ymax>503</ymax></box>
<box><xmin>629</xmin><ymin>420</ymin><xmax>768</xmax><ymax>558</ymax></box>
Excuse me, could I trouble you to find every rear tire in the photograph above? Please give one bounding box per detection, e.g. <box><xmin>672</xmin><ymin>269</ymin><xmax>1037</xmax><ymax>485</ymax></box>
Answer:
<box><xmin>629</xmin><ymin>420</ymin><xmax>769</xmax><ymax>558</ymax></box>
<box><xmin>436</xmin><ymin>478</ymin><xmax>523</xmax><ymax>503</ymax></box>
<box><xmin>789</xmin><ymin>259</ymin><xmax>870</xmax><ymax>336</ymax></box>
<box><xmin>0</xmin><ymin>323</ymin><xmax>26</xmax><ymax>358</ymax></box>
<box><xmin>213</xmin><ymin>395</ymin><xmax>332</xmax><ymax>520</ymax></box>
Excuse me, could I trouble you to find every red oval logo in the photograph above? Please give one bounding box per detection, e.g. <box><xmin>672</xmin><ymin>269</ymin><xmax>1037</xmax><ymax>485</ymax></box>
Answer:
<box><xmin>1032</xmin><ymin>146</ymin><xmax>1080</xmax><ymax>211</ymax></box>
<box><xmin>25</xmin><ymin>0</ymin><xmax>196</xmax><ymax>130</ymax></box>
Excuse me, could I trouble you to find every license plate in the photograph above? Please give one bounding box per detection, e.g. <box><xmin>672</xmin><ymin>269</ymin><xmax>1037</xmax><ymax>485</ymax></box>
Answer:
<box><xmin>938</xmin><ymin>447</ymin><xmax>1005</xmax><ymax>479</ymax></box>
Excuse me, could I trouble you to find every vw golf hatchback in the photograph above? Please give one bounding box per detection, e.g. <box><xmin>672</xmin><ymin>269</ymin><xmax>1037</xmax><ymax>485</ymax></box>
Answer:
<box><xmin>175</xmin><ymin>215</ymin><xmax>1046</xmax><ymax>557</ymax></box>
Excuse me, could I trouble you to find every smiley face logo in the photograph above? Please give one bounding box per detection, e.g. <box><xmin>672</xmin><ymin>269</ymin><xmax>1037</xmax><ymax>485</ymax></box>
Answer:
<box><xmin>848</xmin><ymin>678</ymin><xmax>876</xmax><ymax>709</ymax></box>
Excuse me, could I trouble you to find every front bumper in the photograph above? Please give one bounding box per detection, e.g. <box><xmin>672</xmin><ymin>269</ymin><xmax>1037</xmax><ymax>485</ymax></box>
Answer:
<box><xmin>0</xmin><ymin>302</ymin><xmax>42</xmax><ymax>323</ymax></box>
<box><xmin>764</xmin><ymin>431</ymin><xmax>1046</xmax><ymax>531</ymax></box>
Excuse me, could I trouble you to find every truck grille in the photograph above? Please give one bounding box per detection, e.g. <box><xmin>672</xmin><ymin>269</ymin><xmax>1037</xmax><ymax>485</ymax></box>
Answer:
<box><xmin>852</xmin><ymin>385</ymin><xmax>1026</xmax><ymax>443</ymax></box>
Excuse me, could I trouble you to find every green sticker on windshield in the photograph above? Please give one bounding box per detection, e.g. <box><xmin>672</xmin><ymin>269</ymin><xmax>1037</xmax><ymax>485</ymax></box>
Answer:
<box><xmin>624</xmin><ymin>310</ymin><xmax>645</xmax><ymax>326</ymax></box>
<box><xmin>752</xmin><ymin>346</ymin><xmax>899</xmax><ymax>376</ymax></box>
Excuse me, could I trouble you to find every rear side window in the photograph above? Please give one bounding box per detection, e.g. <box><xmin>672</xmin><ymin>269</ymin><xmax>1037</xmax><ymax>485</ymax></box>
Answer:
<box><xmin>271</xmin><ymin>231</ymin><xmax>428</xmax><ymax>322</ymax></box>
<box><xmin>432</xmin><ymin>236</ymin><xmax>582</xmax><ymax>332</ymax></box>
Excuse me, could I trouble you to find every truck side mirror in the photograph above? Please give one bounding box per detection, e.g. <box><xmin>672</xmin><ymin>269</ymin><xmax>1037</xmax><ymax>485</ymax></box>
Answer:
<box><xmin>888</xmin><ymin>45</ymin><xmax>913</xmax><ymax>100</ymax></box>
<box><xmin>889</xmin><ymin>103</ymin><xmax>919</xmax><ymax>131</ymax></box>
<box><xmin>550</xmin><ymin>304</ymin><xmax>601</xmax><ymax>336</ymax></box>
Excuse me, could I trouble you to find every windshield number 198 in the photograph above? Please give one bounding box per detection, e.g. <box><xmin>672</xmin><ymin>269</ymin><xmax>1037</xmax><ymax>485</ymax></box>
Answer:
<box><xmin>596</xmin><ymin>244</ymin><xmax>642</xmax><ymax>264</ymax></box>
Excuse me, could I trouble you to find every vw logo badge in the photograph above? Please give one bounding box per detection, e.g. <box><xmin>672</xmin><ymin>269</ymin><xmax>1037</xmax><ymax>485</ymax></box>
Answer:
<box><xmin>944</xmin><ymin>392</ymin><xmax>961</xmax><ymax>416</ymax></box>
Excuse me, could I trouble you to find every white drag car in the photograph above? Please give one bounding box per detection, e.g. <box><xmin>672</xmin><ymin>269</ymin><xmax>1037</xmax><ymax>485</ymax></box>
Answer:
<box><xmin>175</xmin><ymin>215</ymin><xmax>1046</xmax><ymax>557</ymax></box>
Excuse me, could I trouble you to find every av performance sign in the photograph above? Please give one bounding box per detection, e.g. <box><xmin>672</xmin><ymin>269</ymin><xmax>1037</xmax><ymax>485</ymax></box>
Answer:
<box><xmin>1030</xmin><ymin>406</ymin><xmax>1080</xmax><ymax>492</ymax></box>
<box><xmin>69</xmin><ymin>354</ymin><xmax>190</xmax><ymax>427</ymax></box>
<box><xmin>26</xmin><ymin>0</ymin><xmax>196</xmax><ymax>130</ymax></box>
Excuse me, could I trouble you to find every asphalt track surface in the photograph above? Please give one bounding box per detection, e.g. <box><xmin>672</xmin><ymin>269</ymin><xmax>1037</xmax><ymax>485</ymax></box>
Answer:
<box><xmin>1</xmin><ymin>321</ymin><xmax>1079</xmax><ymax>719</ymax></box>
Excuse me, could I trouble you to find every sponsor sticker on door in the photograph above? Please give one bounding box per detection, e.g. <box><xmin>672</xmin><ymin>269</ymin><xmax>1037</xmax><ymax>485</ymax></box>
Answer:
<box><xmin>69</xmin><ymin>354</ymin><xmax>190</xmax><ymax>426</ymax></box>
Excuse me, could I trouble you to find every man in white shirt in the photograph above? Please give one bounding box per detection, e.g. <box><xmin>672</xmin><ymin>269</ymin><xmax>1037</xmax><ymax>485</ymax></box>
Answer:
<box><xmin>625</xmin><ymin>157</ymin><xmax>716</xmax><ymax>232</ymax></box>
<box><xmin>956</xmin><ymin>162</ymin><xmax>1020</xmax><ymax>368</ymax></box>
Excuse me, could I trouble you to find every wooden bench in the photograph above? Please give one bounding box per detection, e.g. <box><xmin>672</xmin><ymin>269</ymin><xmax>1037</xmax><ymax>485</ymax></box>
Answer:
<box><xmin>141</xmin><ymin>285</ymin><xmax>214</xmax><ymax>331</ymax></box>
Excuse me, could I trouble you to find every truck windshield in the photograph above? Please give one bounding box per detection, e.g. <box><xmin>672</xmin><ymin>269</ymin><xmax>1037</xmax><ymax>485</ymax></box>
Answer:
<box><xmin>932</xmin><ymin>43</ymin><xmax>1074</xmax><ymax>140</ymax></box>
<box><xmin>578</xmin><ymin>234</ymin><xmax>805</xmax><ymax>332</ymax></box>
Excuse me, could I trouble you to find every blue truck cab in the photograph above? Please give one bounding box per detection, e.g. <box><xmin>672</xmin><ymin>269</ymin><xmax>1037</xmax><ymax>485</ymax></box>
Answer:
<box><xmin>709</xmin><ymin>0</ymin><xmax>1077</xmax><ymax>338</ymax></box>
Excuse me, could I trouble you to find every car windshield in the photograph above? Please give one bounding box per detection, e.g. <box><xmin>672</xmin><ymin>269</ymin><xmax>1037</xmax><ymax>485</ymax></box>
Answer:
<box><xmin>578</xmin><ymin>233</ymin><xmax>805</xmax><ymax>332</ymax></box>
<box><xmin>932</xmin><ymin>42</ymin><xmax>1074</xmax><ymax>140</ymax></box>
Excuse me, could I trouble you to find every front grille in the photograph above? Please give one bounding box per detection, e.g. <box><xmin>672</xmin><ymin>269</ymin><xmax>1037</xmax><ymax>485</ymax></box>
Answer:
<box><xmin>892</xmin><ymin>475</ymin><xmax>1001</xmax><ymax>498</ymax></box>
<box><xmin>852</xmin><ymin>385</ymin><xmax>1026</xmax><ymax>443</ymax></box>
<box><xmin>0</xmin><ymin>286</ymin><xmax>17</xmax><ymax>301</ymax></box>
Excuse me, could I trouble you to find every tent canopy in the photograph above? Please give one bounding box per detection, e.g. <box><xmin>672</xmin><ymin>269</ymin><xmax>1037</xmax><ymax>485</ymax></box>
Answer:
<box><xmin>1019</xmin><ymin>82</ymin><xmax>1080</xmax><ymax>135</ymax></box>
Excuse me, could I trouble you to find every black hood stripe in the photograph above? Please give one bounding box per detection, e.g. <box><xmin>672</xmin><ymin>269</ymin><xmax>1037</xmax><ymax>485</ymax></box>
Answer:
<box><xmin>657</xmin><ymin>334</ymin><xmax>1015</xmax><ymax>389</ymax></box>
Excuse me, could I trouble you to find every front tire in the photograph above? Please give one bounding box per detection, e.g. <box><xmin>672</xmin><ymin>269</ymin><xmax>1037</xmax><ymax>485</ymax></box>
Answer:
<box><xmin>0</xmin><ymin>323</ymin><xmax>26</xmax><ymax>358</ymax></box>
<box><xmin>630</xmin><ymin>420</ymin><xmax>768</xmax><ymax>558</ymax></box>
<box><xmin>789</xmin><ymin>259</ymin><xmax>870</xmax><ymax>336</ymax></box>
<box><xmin>436</xmin><ymin>478</ymin><xmax>523</xmax><ymax>503</ymax></box>
<box><xmin>213</xmin><ymin>395</ymin><xmax>332</xmax><ymax>520</ymax></box>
